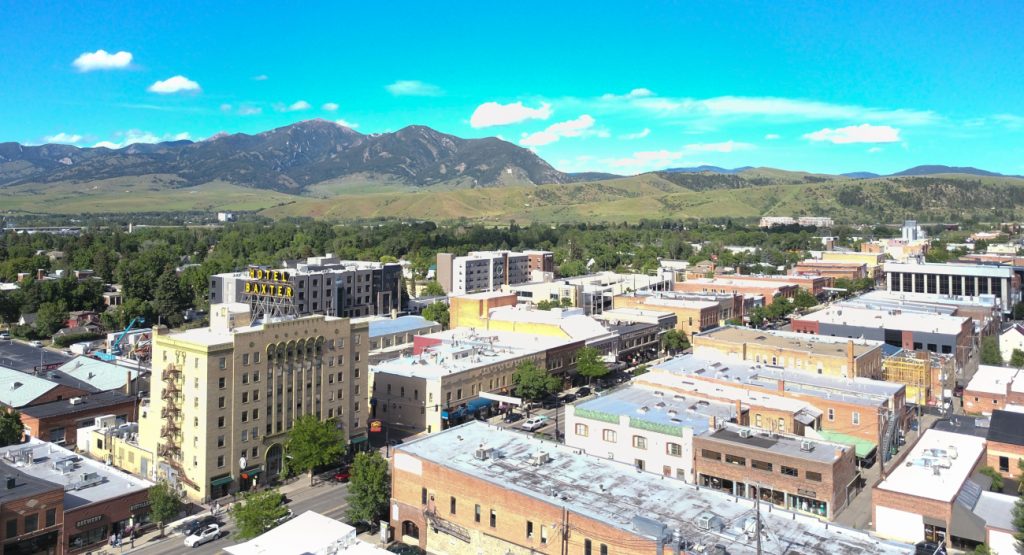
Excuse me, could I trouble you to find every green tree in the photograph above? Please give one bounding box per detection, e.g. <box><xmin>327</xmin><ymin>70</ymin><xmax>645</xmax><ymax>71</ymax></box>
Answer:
<box><xmin>557</xmin><ymin>260</ymin><xmax>587</xmax><ymax>277</ymax></box>
<box><xmin>981</xmin><ymin>336</ymin><xmax>1004</xmax><ymax>366</ymax></box>
<box><xmin>421</xmin><ymin>280</ymin><xmax>445</xmax><ymax>297</ymax></box>
<box><xmin>559</xmin><ymin>297</ymin><xmax>573</xmax><ymax>308</ymax></box>
<box><xmin>346</xmin><ymin>451</ymin><xmax>390</xmax><ymax>525</ymax></box>
<box><xmin>980</xmin><ymin>466</ymin><xmax>1004</xmax><ymax>492</ymax></box>
<box><xmin>512</xmin><ymin>360</ymin><xmax>560</xmax><ymax>414</ymax></box>
<box><xmin>148</xmin><ymin>481</ymin><xmax>182</xmax><ymax>537</ymax></box>
<box><xmin>151</xmin><ymin>268</ymin><xmax>188</xmax><ymax>327</ymax></box>
<box><xmin>792</xmin><ymin>289</ymin><xmax>819</xmax><ymax>310</ymax></box>
<box><xmin>1019</xmin><ymin>458</ymin><xmax>1024</xmax><ymax>494</ymax></box>
<box><xmin>0</xmin><ymin>293</ymin><xmax>20</xmax><ymax>326</ymax></box>
<box><xmin>1013</xmin><ymin>495</ymin><xmax>1024</xmax><ymax>552</ymax></box>
<box><xmin>0</xmin><ymin>411</ymin><xmax>23</xmax><ymax>446</ymax></box>
<box><xmin>748</xmin><ymin>306</ymin><xmax>767</xmax><ymax>327</ymax></box>
<box><xmin>285</xmin><ymin>415</ymin><xmax>346</xmax><ymax>486</ymax></box>
<box><xmin>661</xmin><ymin>329</ymin><xmax>690</xmax><ymax>354</ymax></box>
<box><xmin>971</xmin><ymin>544</ymin><xmax>992</xmax><ymax>555</ymax></box>
<box><xmin>231</xmin><ymin>489</ymin><xmax>289</xmax><ymax>539</ymax></box>
<box><xmin>1014</xmin><ymin>302</ymin><xmax>1024</xmax><ymax>321</ymax></box>
<box><xmin>575</xmin><ymin>346</ymin><xmax>608</xmax><ymax>384</ymax></box>
<box><xmin>35</xmin><ymin>300</ymin><xmax>68</xmax><ymax>336</ymax></box>
<box><xmin>1012</xmin><ymin>349</ymin><xmax>1024</xmax><ymax>369</ymax></box>
<box><xmin>421</xmin><ymin>302</ymin><xmax>449</xmax><ymax>329</ymax></box>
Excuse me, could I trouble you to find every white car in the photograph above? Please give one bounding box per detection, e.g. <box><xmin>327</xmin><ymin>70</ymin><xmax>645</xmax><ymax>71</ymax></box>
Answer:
<box><xmin>0</xmin><ymin>332</ymin><xmax>10</xmax><ymax>340</ymax></box>
<box><xmin>521</xmin><ymin>416</ymin><xmax>549</xmax><ymax>432</ymax></box>
<box><xmin>29</xmin><ymin>340</ymin><xmax>43</xmax><ymax>348</ymax></box>
<box><xmin>184</xmin><ymin>524</ymin><xmax>220</xmax><ymax>548</ymax></box>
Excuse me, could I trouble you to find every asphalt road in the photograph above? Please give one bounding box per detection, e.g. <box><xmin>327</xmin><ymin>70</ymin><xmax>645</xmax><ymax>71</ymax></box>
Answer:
<box><xmin>130</xmin><ymin>480</ymin><xmax>352</xmax><ymax>555</ymax></box>
<box><xmin>0</xmin><ymin>339</ymin><xmax>73</xmax><ymax>372</ymax></box>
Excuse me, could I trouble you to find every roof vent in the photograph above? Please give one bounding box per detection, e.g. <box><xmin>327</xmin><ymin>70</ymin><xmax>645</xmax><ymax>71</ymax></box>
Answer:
<box><xmin>473</xmin><ymin>445</ymin><xmax>493</xmax><ymax>461</ymax></box>
<box><xmin>529</xmin><ymin>451</ymin><xmax>550</xmax><ymax>466</ymax></box>
<box><xmin>738</xmin><ymin>429</ymin><xmax>752</xmax><ymax>439</ymax></box>
<box><xmin>800</xmin><ymin>440</ymin><xmax>815</xmax><ymax>452</ymax></box>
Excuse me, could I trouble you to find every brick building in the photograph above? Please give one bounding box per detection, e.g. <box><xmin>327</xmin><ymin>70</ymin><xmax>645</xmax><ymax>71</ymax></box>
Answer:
<box><xmin>612</xmin><ymin>294</ymin><xmax>721</xmax><ymax>337</ymax></box>
<box><xmin>19</xmin><ymin>391</ymin><xmax>138</xmax><ymax>449</ymax></box>
<box><xmin>962</xmin><ymin>365</ymin><xmax>1024</xmax><ymax>415</ymax></box>
<box><xmin>986</xmin><ymin>410</ymin><xmax>1024</xmax><ymax>481</ymax></box>
<box><xmin>693</xmin><ymin>424</ymin><xmax>859</xmax><ymax>520</ymax></box>
<box><xmin>388</xmin><ymin>421</ymin><xmax>913</xmax><ymax>555</ymax></box>
<box><xmin>0</xmin><ymin>367</ymin><xmax>91</xmax><ymax>410</ymax></box>
<box><xmin>0</xmin><ymin>462</ymin><xmax>64</xmax><ymax>555</ymax></box>
<box><xmin>673</xmin><ymin>277</ymin><xmax>797</xmax><ymax>307</ymax></box>
<box><xmin>732</xmin><ymin>274</ymin><xmax>834</xmax><ymax>296</ymax></box>
<box><xmin>791</xmin><ymin>260</ymin><xmax>868</xmax><ymax>281</ymax></box>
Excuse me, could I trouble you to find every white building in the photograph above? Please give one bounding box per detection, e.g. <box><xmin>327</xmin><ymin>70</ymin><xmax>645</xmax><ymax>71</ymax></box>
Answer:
<box><xmin>902</xmin><ymin>220</ymin><xmax>926</xmax><ymax>242</ymax></box>
<box><xmin>225</xmin><ymin>510</ymin><xmax>390</xmax><ymax>555</ymax></box>
<box><xmin>1000</xmin><ymin>325</ymin><xmax>1024</xmax><ymax>363</ymax></box>
<box><xmin>436</xmin><ymin>251</ymin><xmax>534</xmax><ymax>295</ymax></box>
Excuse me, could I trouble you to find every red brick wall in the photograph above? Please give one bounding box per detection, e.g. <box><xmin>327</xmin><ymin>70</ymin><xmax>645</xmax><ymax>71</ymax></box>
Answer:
<box><xmin>21</xmin><ymin>399</ymin><xmax>138</xmax><ymax>448</ymax></box>
<box><xmin>0</xmin><ymin>485</ymin><xmax>63</xmax><ymax>544</ymax></box>
<box><xmin>65</xmin><ymin>489</ymin><xmax>152</xmax><ymax>554</ymax></box>
<box><xmin>791</xmin><ymin>320</ymin><xmax>819</xmax><ymax>334</ymax></box>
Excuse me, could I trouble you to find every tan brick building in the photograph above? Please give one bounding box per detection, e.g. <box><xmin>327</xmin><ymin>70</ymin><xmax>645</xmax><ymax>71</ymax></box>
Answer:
<box><xmin>673</xmin><ymin>277</ymin><xmax>797</xmax><ymax>306</ymax></box>
<box><xmin>963</xmin><ymin>364</ymin><xmax>1024</xmax><ymax>415</ymax></box>
<box><xmin>986</xmin><ymin>410</ymin><xmax>1024</xmax><ymax>481</ymax></box>
<box><xmin>612</xmin><ymin>294</ymin><xmax>720</xmax><ymax>337</ymax></box>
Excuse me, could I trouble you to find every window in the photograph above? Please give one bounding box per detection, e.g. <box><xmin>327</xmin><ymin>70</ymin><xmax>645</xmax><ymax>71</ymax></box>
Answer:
<box><xmin>421</xmin><ymin>488</ymin><xmax>428</xmax><ymax>505</ymax></box>
<box><xmin>219</xmin><ymin>357</ymin><xmax>226</xmax><ymax>369</ymax></box>
<box><xmin>852</xmin><ymin>411</ymin><xmax>860</xmax><ymax>425</ymax></box>
<box><xmin>751</xmin><ymin>459</ymin><xmax>773</xmax><ymax>472</ymax></box>
<box><xmin>24</xmin><ymin>514</ymin><xmax>37</xmax><ymax>533</ymax></box>
<box><xmin>241</xmin><ymin>429</ymin><xmax>248</xmax><ymax>442</ymax></box>
<box><xmin>827</xmin><ymin>408</ymin><xmax>835</xmax><ymax>421</ymax></box>
<box><xmin>666</xmin><ymin>442</ymin><xmax>682</xmax><ymax>457</ymax></box>
<box><xmin>701</xmin><ymin>449</ymin><xmax>721</xmax><ymax>461</ymax></box>
<box><xmin>489</xmin><ymin>509</ymin><xmax>496</xmax><ymax>528</ymax></box>
<box><xmin>5</xmin><ymin>519</ymin><xmax>15</xmax><ymax>537</ymax></box>
<box><xmin>218</xmin><ymin>377</ymin><xmax>226</xmax><ymax>389</ymax></box>
<box><xmin>45</xmin><ymin>508</ymin><xmax>55</xmax><ymax>527</ymax></box>
<box><xmin>1000</xmin><ymin>456</ymin><xmax>1010</xmax><ymax>472</ymax></box>
<box><xmin>725</xmin><ymin>454</ymin><xmax>746</xmax><ymax>466</ymax></box>
<box><xmin>634</xmin><ymin>459</ymin><xmax>645</xmax><ymax>470</ymax></box>
<box><xmin>585</xmin><ymin>539</ymin><xmax>592</xmax><ymax>555</ymax></box>
<box><xmin>218</xmin><ymin>416</ymin><xmax>225</xmax><ymax>428</ymax></box>
<box><xmin>242</xmin><ymin>411</ymin><xmax>248</xmax><ymax>422</ymax></box>
<box><xmin>253</xmin><ymin>408</ymin><xmax>259</xmax><ymax>420</ymax></box>
<box><xmin>602</xmin><ymin>429</ymin><xmax>617</xmax><ymax>443</ymax></box>
<box><xmin>755</xmin><ymin>414</ymin><xmax>762</xmax><ymax>428</ymax></box>
<box><xmin>218</xmin><ymin>396</ymin><xmax>226</xmax><ymax>408</ymax></box>
<box><xmin>632</xmin><ymin>435</ymin><xmax>648</xmax><ymax>449</ymax></box>
<box><xmin>781</xmin><ymin>466</ymin><xmax>799</xmax><ymax>477</ymax></box>
<box><xmin>541</xmin><ymin>525</ymin><xmax>548</xmax><ymax>544</ymax></box>
<box><xmin>575</xmin><ymin>423</ymin><xmax>589</xmax><ymax>437</ymax></box>
<box><xmin>601</xmin><ymin>545</ymin><xmax>608</xmax><ymax>555</ymax></box>
<box><xmin>217</xmin><ymin>455</ymin><xmax>225</xmax><ymax>468</ymax></box>
<box><xmin>243</xmin><ymin>354</ymin><xmax>249</xmax><ymax>365</ymax></box>
<box><xmin>474</xmin><ymin>504</ymin><xmax>481</xmax><ymax>523</ymax></box>
<box><xmin>242</xmin><ymin>373</ymin><xmax>249</xmax><ymax>384</ymax></box>
<box><xmin>806</xmin><ymin>471</ymin><xmax>822</xmax><ymax>482</ymax></box>
<box><xmin>48</xmin><ymin>427</ymin><xmax>65</xmax><ymax>444</ymax></box>
<box><xmin>450</xmin><ymin>496</ymin><xmax>456</xmax><ymax>514</ymax></box>
<box><xmin>527</xmin><ymin>520</ymin><xmax>534</xmax><ymax>539</ymax></box>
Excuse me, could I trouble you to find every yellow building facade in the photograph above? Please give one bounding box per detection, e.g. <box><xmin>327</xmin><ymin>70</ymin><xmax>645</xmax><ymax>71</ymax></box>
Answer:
<box><xmin>140</xmin><ymin>303</ymin><xmax>369</xmax><ymax>502</ymax></box>
<box><xmin>820</xmin><ymin>251</ymin><xmax>886</xmax><ymax>278</ymax></box>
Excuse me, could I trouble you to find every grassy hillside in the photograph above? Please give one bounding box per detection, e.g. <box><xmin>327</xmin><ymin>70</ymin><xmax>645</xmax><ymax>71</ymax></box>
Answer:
<box><xmin>5</xmin><ymin>172</ymin><xmax>1024</xmax><ymax>224</ymax></box>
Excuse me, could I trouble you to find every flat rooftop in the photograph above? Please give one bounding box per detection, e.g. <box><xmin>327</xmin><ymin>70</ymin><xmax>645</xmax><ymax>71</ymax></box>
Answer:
<box><xmin>858</xmin><ymin>290</ymin><xmax>1000</xmax><ymax>310</ymax></box>
<box><xmin>371</xmin><ymin>341</ymin><xmax>541</xmax><ymax>380</ymax></box>
<box><xmin>964</xmin><ymin>364</ymin><xmax>1020</xmax><ymax>396</ymax></box>
<box><xmin>649</xmin><ymin>355</ymin><xmax>901</xmax><ymax>407</ymax></box>
<box><xmin>0</xmin><ymin>438</ymin><xmax>152</xmax><ymax>509</ymax></box>
<box><xmin>796</xmin><ymin>305</ymin><xmax>969</xmax><ymax>335</ymax></box>
<box><xmin>19</xmin><ymin>390</ymin><xmax>136</xmax><ymax>420</ymax></box>
<box><xmin>594</xmin><ymin>307</ymin><xmax>676</xmax><ymax>320</ymax></box>
<box><xmin>573</xmin><ymin>385</ymin><xmax>735</xmax><ymax>435</ymax></box>
<box><xmin>486</xmin><ymin>307</ymin><xmax>616</xmax><ymax>343</ymax></box>
<box><xmin>695</xmin><ymin>325</ymin><xmax>883</xmax><ymax>358</ymax></box>
<box><xmin>681</xmin><ymin>277</ymin><xmax>796</xmax><ymax>289</ymax></box>
<box><xmin>875</xmin><ymin>429</ymin><xmax>986</xmax><ymax>503</ymax></box>
<box><xmin>704</xmin><ymin>424</ymin><xmax>850</xmax><ymax>464</ymax></box>
<box><xmin>0</xmin><ymin>341</ymin><xmax>73</xmax><ymax>373</ymax></box>
<box><xmin>166</xmin><ymin>312</ymin><xmax>350</xmax><ymax>347</ymax></box>
<box><xmin>883</xmin><ymin>262</ymin><xmax>1016</xmax><ymax>278</ymax></box>
<box><xmin>367</xmin><ymin>316</ymin><xmax>438</xmax><ymax>338</ymax></box>
<box><xmin>635</xmin><ymin>296</ymin><xmax>720</xmax><ymax>310</ymax></box>
<box><xmin>418</xmin><ymin>328</ymin><xmax>574</xmax><ymax>352</ymax></box>
<box><xmin>397</xmin><ymin>422</ymin><xmax>911</xmax><ymax>554</ymax></box>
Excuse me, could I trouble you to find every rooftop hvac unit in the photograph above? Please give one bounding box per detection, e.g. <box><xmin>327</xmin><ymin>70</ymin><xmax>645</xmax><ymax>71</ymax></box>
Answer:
<box><xmin>738</xmin><ymin>429</ymin><xmax>752</xmax><ymax>439</ymax></box>
<box><xmin>530</xmin><ymin>451</ymin><xmax>550</xmax><ymax>466</ymax></box>
<box><xmin>473</xmin><ymin>446</ymin><xmax>493</xmax><ymax>461</ymax></box>
<box><xmin>800</xmin><ymin>440</ymin><xmax>815</xmax><ymax>452</ymax></box>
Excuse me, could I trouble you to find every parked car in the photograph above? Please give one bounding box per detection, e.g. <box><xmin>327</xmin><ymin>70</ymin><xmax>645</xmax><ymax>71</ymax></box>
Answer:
<box><xmin>521</xmin><ymin>416</ymin><xmax>549</xmax><ymax>431</ymax></box>
<box><xmin>388</xmin><ymin>543</ymin><xmax>426</xmax><ymax>554</ymax></box>
<box><xmin>29</xmin><ymin>340</ymin><xmax>43</xmax><ymax>348</ymax></box>
<box><xmin>540</xmin><ymin>395</ymin><xmax>560</xmax><ymax>409</ymax></box>
<box><xmin>503</xmin><ymin>412</ymin><xmax>523</xmax><ymax>423</ymax></box>
<box><xmin>0</xmin><ymin>332</ymin><xmax>10</xmax><ymax>340</ymax></box>
<box><xmin>575</xmin><ymin>386</ymin><xmax>592</xmax><ymax>398</ymax></box>
<box><xmin>334</xmin><ymin>467</ymin><xmax>351</xmax><ymax>482</ymax></box>
<box><xmin>184</xmin><ymin>524</ymin><xmax>220</xmax><ymax>548</ymax></box>
<box><xmin>914</xmin><ymin>541</ymin><xmax>946</xmax><ymax>555</ymax></box>
<box><xmin>181</xmin><ymin>516</ymin><xmax>218</xmax><ymax>538</ymax></box>
<box><xmin>558</xmin><ymin>393</ymin><xmax>576</xmax><ymax>404</ymax></box>
<box><xmin>953</xmin><ymin>384</ymin><xmax>964</xmax><ymax>397</ymax></box>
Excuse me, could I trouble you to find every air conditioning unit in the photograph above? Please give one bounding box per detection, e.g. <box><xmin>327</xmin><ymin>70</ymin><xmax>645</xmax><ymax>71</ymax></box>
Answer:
<box><xmin>473</xmin><ymin>446</ymin><xmax>493</xmax><ymax>461</ymax></box>
<box><xmin>738</xmin><ymin>429</ymin><xmax>752</xmax><ymax>439</ymax></box>
<box><xmin>530</xmin><ymin>451</ymin><xmax>550</xmax><ymax>466</ymax></box>
<box><xmin>800</xmin><ymin>440</ymin><xmax>815</xmax><ymax>452</ymax></box>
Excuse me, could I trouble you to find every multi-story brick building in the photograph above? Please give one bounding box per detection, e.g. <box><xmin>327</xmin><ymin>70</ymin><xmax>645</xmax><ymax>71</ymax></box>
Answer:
<box><xmin>693</xmin><ymin>424</ymin><xmax>859</xmax><ymax>520</ymax></box>
<box><xmin>612</xmin><ymin>294</ymin><xmax>721</xmax><ymax>337</ymax></box>
<box><xmin>673</xmin><ymin>277</ymin><xmax>797</xmax><ymax>307</ymax></box>
<box><xmin>19</xmin><ymin>391</ymin><xmax>138</xmax><ymax>449</ymax></box>
<box><xmin>387</xmin><ymin>421</ymin><xmax>912</xmax><ymax>555</ymax></box>
<box><xmin>137</xmin><ymin>303</ymin><xmax>369</xmax><ymax>502</ymax></box>
<box><xmin>692</xmin><ymin>326</ymin><xmax>885</xmax><ymax>379</ymax></box>
<box><xmin>791</xmin><ymin>260</ymin><xmax>868</xmax><ymax>281</ymax></box>
<box><xmin>732</xmin><ymin>274</ymin><xmax>834</xmax><ymax>296</ymax></box>
<box><xmin>962</xmin><ymin>364</ymin><xmax>1024</xmax><ymax>415</ymax></box>
<box><xmin>872</xmin><ymin>429</ymin><xmax>986</xmax><ymax>548</ymax></box>
<box><xmin>985</xmin><ymin>410</ymin><xmax>1024</xmax><ymax>481</ymax></box>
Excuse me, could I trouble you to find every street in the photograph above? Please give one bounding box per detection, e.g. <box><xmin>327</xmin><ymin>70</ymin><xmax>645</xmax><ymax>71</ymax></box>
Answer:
<box><xmin>128</xmin><ymin>479</ymin><xmax>352</xmax><ymax>555</ymax></box>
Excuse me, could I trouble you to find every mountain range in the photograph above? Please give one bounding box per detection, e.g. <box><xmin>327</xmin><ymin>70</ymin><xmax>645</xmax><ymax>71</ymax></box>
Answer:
<box><xmin>0</xmin><ymin>120</ymin><xmax>1015</xmax><ymax>194</ymax></box>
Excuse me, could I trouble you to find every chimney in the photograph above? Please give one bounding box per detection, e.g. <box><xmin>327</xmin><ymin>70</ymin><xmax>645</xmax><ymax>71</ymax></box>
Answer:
<box><xmin>777</xmin><ymin>379</ymin><xmax>785</xmax><ymax>392</ymax></box>
<box><xmin>5</xmin><ymin>477</ymin><xmax>14</xmax><ymax>490</ymax></box>
<box><xmin>125</xmin><ymin>370</ymin><xmax>132</xmax><ymax>395</ymax></box>
<box><xmin>36</xmin><ymin>268</ymin><xmax>45</xmax><ymax>280</ymax></box>
<box><xmin>734</xmin><ymin>399</ymin><xmax>742</xmax><ymax>421</ymax></box>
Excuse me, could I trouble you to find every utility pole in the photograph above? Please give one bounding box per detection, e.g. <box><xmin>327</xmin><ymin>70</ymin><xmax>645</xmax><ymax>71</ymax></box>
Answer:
<box><xmin>754</xmin><ymin>485</ymin><xmax>763</xmax><ymax>555</ymax></box>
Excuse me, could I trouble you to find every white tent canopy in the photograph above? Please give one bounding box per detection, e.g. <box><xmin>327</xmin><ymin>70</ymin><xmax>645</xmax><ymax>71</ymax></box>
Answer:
<box><xmin>224</xmin><ymin>511</ymin><xmax>390</xmax><ymax>555</ymax></box>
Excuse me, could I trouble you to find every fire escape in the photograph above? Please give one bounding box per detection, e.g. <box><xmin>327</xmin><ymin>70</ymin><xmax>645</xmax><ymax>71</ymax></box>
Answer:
<box><xmin>158</xmin><ymin>364</ymin><xmax>195</xmax><ymax>488</ymax></box>
<box><xmin>423</xmin><ymin>509</ymin><xmax>471</xmax><ymax>543</ymax></box>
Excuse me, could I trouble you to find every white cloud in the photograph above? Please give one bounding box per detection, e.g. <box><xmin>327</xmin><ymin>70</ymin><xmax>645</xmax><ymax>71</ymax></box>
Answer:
<box><xmin>764</xmin><ymin>133</ymin><xmax>781</xmax><ymax>140</ymax></box>
<box><xmin>147</xmin><ymin>75</ymin><xmax>201</xmax><ymax>94</ymax></box>
<box><xmin>252</xmin><ymin>74</ymin><xmax>268</xmax><ymax>81</ymax></box>
<box><xmin>92</xmin><ymin>130</ymin><xmax>191</xmax><ymax>149</ymax></box>
<box><xmin>238</xmin><ymin>105</ymin><xmax>262</xmax><ymax>116</ymax></box>
<box><xmin>72</xmin><ymin>50</ymin><xmax>132</xmax><ymax>71</ymax></box>
<box><xmin>520</xmin><ymin>115</ymin><xmax>600</xmax><ymax>147</ymax></box>
<box><xmin>220</xmin><ymin>103</ymin><xmax>232</xmax><ymax>112</ymax></box>
<box><xmin>868</xmin><ymin>147</ymin><xmax>883</xmax><ymax>153</ymax></box>
<box><xmin>993</xmin><ymin>114</ymin><xmax>1024</xmax><ymax>129</ymax></box>
<box><xmin>620</xmin><ymin>128</ymin><xmax>650</xmax><ymax>140</ymax></box>
<box><xmin>43</xmin><ymin>132</ymin><xmax>83</xmax><ymax>144</ymax></box>
<box><xmin>605</xmin><ymin>150</ymin><xmax>685</xmax><ymax>170</ymax></box>
<box><xmin>683</xmin><ymin>140</ymin><xmax>754</xmax><ymax>153</ymax></box>
<box><xmin>272</xmin><ymin>100</ymin><xmax>312</xmax><ymax>112</ymax></box>
<box><xmin>385</xmin><ymin>80</ymin><xmax>443</xmax><ymax>96</ymax></box>
<box><xmin>334</xmin><ymin>119</ymin><xmax>359</xmax><ymax>129</ymax></box>
<box><xmin>322</xmin><ymin>102</ymin><xmax>339</xmax><ymax>112</ymax></box>
<box><xmin>470</xmin><ymin>101</ymin><xmax>552</xmax><ymax>128</ymax></box>
<box><xmin>803</xmin><ymin>123</ymin><xmax>901</xmax><ymax>144</ymax></box>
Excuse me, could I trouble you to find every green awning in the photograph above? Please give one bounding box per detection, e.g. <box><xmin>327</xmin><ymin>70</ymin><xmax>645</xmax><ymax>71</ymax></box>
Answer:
<box><xmin>210</xmin><ymin>475</ymin><xmax>234</xmax><ymax>487</ymax></box>
<box><xmin>350</xmin><ymin>436</ymin><xmax>368</xmax><ymax>444</ymax></box>
<box><xmin>817</xmin><ymin>430</ymin><xmax>877</xmax><ymax>458</ymax></box>
<box><xmin>242</xmin><ymin>466</ymin><xmax>262</xmax><ymax>477</ymax></box>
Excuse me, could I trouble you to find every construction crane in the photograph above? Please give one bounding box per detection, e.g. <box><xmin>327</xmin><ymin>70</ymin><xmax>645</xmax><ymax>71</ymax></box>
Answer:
<box><xmin>95</xmin><ymin>317</ymin><xmax>145</xmax><ymax>361</ymax></box>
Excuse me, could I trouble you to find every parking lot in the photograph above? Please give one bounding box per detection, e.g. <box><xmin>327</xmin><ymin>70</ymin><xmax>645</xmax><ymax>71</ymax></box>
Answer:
<box><xmin>488</xmin><ymin>383</ymin><xmax>612</xmax><ymax>441</ymax></box>
<box><xmin>0</xmin><ymin>338</ymin><xmax>73</xmax><ymax>372</ymax></box>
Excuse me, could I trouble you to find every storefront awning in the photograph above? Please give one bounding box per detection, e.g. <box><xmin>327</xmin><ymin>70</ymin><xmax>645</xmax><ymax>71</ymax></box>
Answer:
<box><xmin>350</xmin><ymin>436</ymin><xmax>368</xmax><ymax>444</ymax></box>
<box><xmin>241</xmin><ymin>466</ymin><xmax>262</xmax><ymax>477</ymax></box>
<box><xmin>210</xmin><ymin>475</ymin><xmax>234</xmax><ymax>487</ymax></box>
<box><xmin>816</xmin><ymin>430</ymin><xmax>877</xmax><ymax>459</ymax></box>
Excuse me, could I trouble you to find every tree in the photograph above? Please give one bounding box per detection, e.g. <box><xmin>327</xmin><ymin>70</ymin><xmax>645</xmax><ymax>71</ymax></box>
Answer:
<box><xmin>231</xmin><ymin>489</ymin><xmax>289</xmax><ymax>539</ymax></box>
<box><xmin>748</xmin><ymin>306</ymin><xmax>767</xmax><ymax>327</ymax></box>
<box><xmin>148</xmin><ymin>481</ymin><xmax>182</xmax><ymax>537</ymax></box>
<box><xmin>151</xmin><ymin>268</ymin><xmax>188</xmax><ymax>327</ymax></box>
<box><xmin>793</xmin><ymin>289</ymin><xmax>819</xmax><ymax>310</ymax></box>
<box><xmin>1014</xmin><ymin>301</ymin><xmax>1024</xmax><ymax>321</ymax></box>
<box><xmin>285</xmin><ymin>415</ymin><xmax>346</xmax><ymax>486</ymax></box>
<box><xmin>421</xmin><ymin>280</ymin><xmax>445</xmax><ymax>297</ymax></box>
<box><xmin>1012</xmin><ymin>349</ymin><xmax>1024</xmax><ymax>369</ymax></box>
<box><xmin>1013</xmin><ymin>494</ymin><xmax>1024</xmax><ymax>552</ymax></box>
<box><xmin>1019</xmin><ymin>458</ymin><xmax>1024</xmax><ymax>494</ymax></box>
<box><xmin>0</xmin><ymin>411</ymin><xmax>23</xmax><ymax>446</ymax></box>
<box><xmin>347</xmin><ymin>451</ymin><xmax>390</xmax><ymax>525</ymax></box>
<box><xmin>421</xmin><ymin>302</ymin><xmax>449</xmax><ymax>329</ymax></box>
<box><xmin>661</xmin><ymin>329</ymin><xmax>690</xmax><ymax>354</ymax></box>
<box><xmin>971</xmin><ymin>544</ymin><xmax>992</xmax><ymax>555</ymax></box>
<box><xmin>576</xmin><ymin>346</ymin><xmax>608</xmax><ymax>384</ymax></box>
<box><xmin>981</xmin><ymin>336</ymin><xmax>1004</xmax><ymax>366</ymax></box>
<box><xmin>512</xmin><ymin>361</ymin><xmax>560</xmax><ymax>413</ymax></box>
<box><xmin>35</xmin><ymin>300</ymin><xmax>68</xmax><ymax>336</ymax></box>
<box><xmin>980</xmin><ymin>466</ymin><xmax>1004</xmax><ymax>492</ymax></box>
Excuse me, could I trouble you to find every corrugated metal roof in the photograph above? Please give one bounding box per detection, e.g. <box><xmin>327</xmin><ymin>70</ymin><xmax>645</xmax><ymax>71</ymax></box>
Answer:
<box><xmin>0</xmin><ymin>366</ymin><xmax>58</xmax><ymax>408</ymax></box>
<box><xmin>57</xmin><ymin>356</ymin><xmax>138</xmax><ymax>392</ymax></box>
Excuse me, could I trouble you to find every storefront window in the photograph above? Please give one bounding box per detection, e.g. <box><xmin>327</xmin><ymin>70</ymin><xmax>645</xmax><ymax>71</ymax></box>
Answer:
<box><xmin>69</xmin><ymin>525</ymin><xmax>109</xmax><ymax>550</ymax></box>
<box><xmin>788</xmin><ymin>494</ymin><xmax>828</xmax><ymax>517</ymax></box>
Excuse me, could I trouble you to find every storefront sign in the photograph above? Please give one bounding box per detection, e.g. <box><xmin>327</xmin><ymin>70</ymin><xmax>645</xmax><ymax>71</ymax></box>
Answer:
<box><xmin>130</xmin><ymin>501</ymin><xmax>151</xmax><ymax>512</ymax></box>
<box><xmin>369</xmin><ymin>420</ymin><xmax>383</xmax><ymax>433</ymax></box>
<box><xmin>247</xmin><ymin>268</ymin><xmax>290</xmax><ymax>282</ymax></box>
<box><xmin>76</xmin><ymin>515</ymin><xmax>103</xmax><ymax>529</ymax></box>
<box><xmin>245</xmin><ymin>268</ymin><xmax>293</xmax><ymax>298</ymax></box>
<box><xmin>796</xmin><ymin>488</ymin><xmax>817</xmax><ymax>499</ymax></box>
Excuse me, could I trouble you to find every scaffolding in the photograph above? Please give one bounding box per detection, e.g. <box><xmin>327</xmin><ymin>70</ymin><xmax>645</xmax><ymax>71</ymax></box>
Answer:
<box><xmin>883</xmin><ymin>351</ymin><xmax>950</xmax><ymax>406</ymax></box>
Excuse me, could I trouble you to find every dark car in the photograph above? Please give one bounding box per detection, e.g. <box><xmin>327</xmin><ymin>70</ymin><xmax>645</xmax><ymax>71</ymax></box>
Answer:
<box><xmin>558</xmin><ymin>393</ymin><xmax>576</xmax><ymax>404</ymax></box>
<box><xmin>576</xmin><ymin>387</ymin><xmax>592</xmax><ymax>398</ymax></box>
<box><xmin>953</xmin><ymin>384</ymin><xmax>964</xmax><ymax>397</ymax></box>
<box><xmin>503</xmin><ymin>412</ymin><xmax>523</xmax><ymax>423</ymax></box>
<box><xmin>540</xmin><ymin>395</ymin><xmax>560</xmax><ymax>409</ymax></box>
<box><xmin>181</xmin><ymin>516</ymin><xmax>218</xmax><ymax>537</ymax></box>
<box><xmin>388</xmin><ymin>543</ymin><xmax>425</xmax><ymax>555</ymax></box>
<box><xmin>914</xmin><ymin>541</ymin><xmax>946</xmax><ymax>555</ymax></box>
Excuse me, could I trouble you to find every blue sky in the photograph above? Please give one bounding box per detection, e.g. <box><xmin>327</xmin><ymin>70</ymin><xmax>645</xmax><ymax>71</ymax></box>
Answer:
<box><xmin>2</xmin><ymin>1</ymin><xmax>1023</xmax><ymax>175</ymax></box>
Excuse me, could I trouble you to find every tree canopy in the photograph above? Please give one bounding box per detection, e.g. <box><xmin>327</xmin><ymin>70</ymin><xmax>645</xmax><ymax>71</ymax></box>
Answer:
<box><xmin>231</xmin><ymin>489</ymin><xmax>289</xmax><ymax>539</ymax></box>
<box><xmin>0</xmin><ymin>411</ymin><xmax>23</xmax><ymax>447</ymax></box>
<box><xmin>512</xmin><ymin>360</ymin><xmax>561</xmax><ymax>405</ymax></box>
<box><xmin>347</xmin><ymin>451</ymin><xmax>390</xmax><ymax>525</ymax></box>
<box><xmin>421</xmin><ymin>302</ymin><xmax>449</xmax><ymax>329</ymax></box>
<box><xmin>575</xmin><ymin>346</ymin><xmax>608</xmax><ymax>383</ymax></box>
<box><xmin>147</xmin><ymin>481</ymin><xmax>182</xmax><ymax>536</ymax></box>
<box><xmin>421</xmin><ymin>280</ymin><xmax>445</xmax><ymax>297</ymax></box>
<box><xmin>981</xmin><ymin>336</ymin><xmax>1003</xmax><ymax>366</ymax></box>
<box><xmin>285</xmin><ymin>415</ymin><xmax>346</xmax><ymax>485</ymax></box>
<box><xmin>661</xmin><ymin>329</ymin><xmax>690</xmax><ymax>354</ymax></box>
